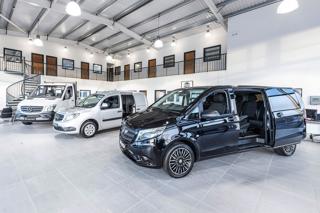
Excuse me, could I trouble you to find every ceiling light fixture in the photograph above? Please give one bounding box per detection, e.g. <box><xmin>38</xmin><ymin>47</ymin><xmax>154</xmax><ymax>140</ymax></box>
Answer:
<box><xmin>153</xmin><ymin>14</ymin><xmax>163</xmax><ymax>49</ymax></box>
<box><xmin>66</xmin><ymin>1</ymin><xmax>81</xmax><ymax>16</ymax></box>
<box><xmin>146</xmin><ymin>47</ymin><xmax>150</xmax><ymax>52</ymax></box>
<box><xmin>106</xmin><ymin>54</ymin><xmax>112</xmax><ymax>61</ymax></box>
<box><xmin>28</xmin><ymin>38</ymin><xmax>33</xmax><ymax>44</ymax></box>
<box><xmin>89</xmin><ymin>52</ymin><xmax>94</xmax><ymax>58</ymax></box>
<box><xmin>171</xmin><ymin>36</ymin><xmax>176</xmax><ymax>47</ymax></box>
<box><xmin>63</xmin><ymin>46</ymin><xmax>68</xmax><ymax>51</ymax></box>
<box><xmin>205</xmin><ymin>25</ymin><xmax>211</xmax><ymax>37</ymax></box>
<box><xmin>33</xmin><ymin>35</ymin><xmax>43</xmax><ymax>47</ymax></box>
<box><xmin>127</xmin><ymin>50</ymin><xmax>131</xmax><ymax>58</ymax></box>
<box><xmin>277</xmin><ymin>0</ymin><xmax>299</xmax><ymax>14</ymax></box>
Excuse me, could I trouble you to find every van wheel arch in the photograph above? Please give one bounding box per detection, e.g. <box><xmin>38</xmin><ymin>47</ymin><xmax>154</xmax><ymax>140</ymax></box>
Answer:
<box><xmin>80</xmin><ymin>119</ymin><xmax>99</xmax><ymax>133</ymax></box>
<box><xmin>161</xmin><ymin>139</ymin><xmax>199</xmax><ymax>166</ymax></box>
<box><xmin>80</xmin><ymin>119</ymin><xmax>99</xmax><ymax>138</ymax></box>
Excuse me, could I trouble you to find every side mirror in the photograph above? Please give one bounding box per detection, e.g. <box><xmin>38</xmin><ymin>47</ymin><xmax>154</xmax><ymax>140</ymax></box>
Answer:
<box><xmin>101</xmin><ymin>102</ymin><xmax>110</xmax><ymax>110</ymax></box>
<box><xmin>201</xmin><ymin>110</ymin><xmax>220</xmax><ymax>120</ymax></box>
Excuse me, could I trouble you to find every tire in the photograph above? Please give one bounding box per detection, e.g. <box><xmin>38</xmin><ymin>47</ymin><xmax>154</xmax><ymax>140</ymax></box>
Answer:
<box><xmin>274</xmin><ymin>144</ymin><xmax>297</xmax><ymax>156</ymax></box>
<box><xmin>22</xmin><ymin>122</ymin><xmax>33</xmax><ymax>125</ymax></box>
<box><xmin>80</xmin><ymin>121</ymin><xmax>97</xmax><ymax>138</ymax></box>
<box><xmin>163</xmin><ymin>143</ymin><xmax>195</xmax><ymax>178</ymax></box>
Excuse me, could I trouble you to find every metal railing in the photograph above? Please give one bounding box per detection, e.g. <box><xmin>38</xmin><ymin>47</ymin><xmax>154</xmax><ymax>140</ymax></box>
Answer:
<box><xmin>1</xmin><ymin>53</ymin><xmax>226</xmax><ymax>82</ymax></box>
<box><xmin>112</xmin><ymin>54</ymin><xmax>227</xmax><ymax>81</ymax></box>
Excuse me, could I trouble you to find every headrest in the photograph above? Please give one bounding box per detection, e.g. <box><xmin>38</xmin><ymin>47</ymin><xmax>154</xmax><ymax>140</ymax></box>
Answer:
<box><xmin>213</xmin><ymin>94</ymin><xmax>225</xmax><ymax>102</ymax></box>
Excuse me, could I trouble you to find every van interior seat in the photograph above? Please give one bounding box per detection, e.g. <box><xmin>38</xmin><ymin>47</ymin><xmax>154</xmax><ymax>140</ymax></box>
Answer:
<box><xmin>204</xmin><ymin>93</ymin><xmax>227</xmax><ymax>115</ymax></box>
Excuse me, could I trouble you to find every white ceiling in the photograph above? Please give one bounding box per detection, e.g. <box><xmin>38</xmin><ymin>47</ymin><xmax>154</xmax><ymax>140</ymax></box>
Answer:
<box><xmin>0</xmin><ymin>0</ymin><xmax>281</xmax><ymax>54</ymax></box>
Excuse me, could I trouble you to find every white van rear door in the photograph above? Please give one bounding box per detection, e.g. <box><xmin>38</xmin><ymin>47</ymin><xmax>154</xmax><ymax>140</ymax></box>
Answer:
<box><xmin>133</xmin><ymin>93</ymin><xmax>148</xmax><ymax>112</ymax></box>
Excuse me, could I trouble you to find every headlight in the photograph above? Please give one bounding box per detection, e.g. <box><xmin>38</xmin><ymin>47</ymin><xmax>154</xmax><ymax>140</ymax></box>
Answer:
<box><xmin>136</xmin><ymin>126</ymin><xmax>166</xmax><ymax>142</ymax></box>
<box><xmin>43</xmin><ymin>104</ymin><xmax>56</xmax><ymax>112</ymax></box>
<box><xmin>64</xmin><ymin>113</ymin><xmax>80</xmax><ymax>121</ymax></box>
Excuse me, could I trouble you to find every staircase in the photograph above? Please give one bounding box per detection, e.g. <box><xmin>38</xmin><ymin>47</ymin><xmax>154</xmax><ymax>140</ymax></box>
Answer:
<box><xmin>4</xmin><ymin>58</ymin><xmax>41</xmax><ymax>109</ymax></box>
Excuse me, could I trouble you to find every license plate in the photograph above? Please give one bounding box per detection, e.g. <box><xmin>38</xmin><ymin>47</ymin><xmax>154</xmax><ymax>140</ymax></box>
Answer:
<box><xmin>119</xmin><ymin>140</ymin><xmax>126</xmax><ymax>149</ymax></box>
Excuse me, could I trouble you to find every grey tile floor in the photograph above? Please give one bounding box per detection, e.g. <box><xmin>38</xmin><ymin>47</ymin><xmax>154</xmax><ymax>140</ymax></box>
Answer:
<box><xmin>0</xmin><ymin>122</ymin><xmax>320</xmax><ymax>213</ymax></box>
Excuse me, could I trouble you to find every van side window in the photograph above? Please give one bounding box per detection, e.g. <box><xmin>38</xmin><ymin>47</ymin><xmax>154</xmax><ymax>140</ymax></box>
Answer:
<box><xmin>187</xmin><ymin>106</ymin><xmax>200</xmax><ymax>120</ymax></box>
<box><xmin>65</xmin><ymin>86</ymin><xmax>73</xmax><ymax>100</ymax></box>
<box><xmin>269</xmin><ymin>94</ymin><xmax>300</xmax><ymax>112</ymax></box>
<box><xmin>202</xmin><ymin>92</ymin><xmax>228</xmax><ymax>116</ymax></box>
<box><xmin>102</xmin><ymin>96</ymin><xmax>120</xmax><ymax>109</ymax></box>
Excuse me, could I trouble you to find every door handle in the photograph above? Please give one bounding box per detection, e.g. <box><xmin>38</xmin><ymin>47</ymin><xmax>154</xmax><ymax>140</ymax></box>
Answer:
<box><xmin>117</xmin><ymin>110</ymin><xmax>123</xmax><ymax>113</ymax></box>
<box><xmin>277</xmin><ymin>112</ymin><xmax>283</xmax><ymax>118</ymax></box>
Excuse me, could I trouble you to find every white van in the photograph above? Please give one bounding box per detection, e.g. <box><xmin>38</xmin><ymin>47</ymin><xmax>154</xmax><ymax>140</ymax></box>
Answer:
<box><xmin>53</xmin><ymin>91</ymin><xmax>148</xmax><ymax>138</ymax></box>
<box><xmin>15</xmin><ymin>82</ymin><xmax>76</xmax><ymax>125</ymax></box>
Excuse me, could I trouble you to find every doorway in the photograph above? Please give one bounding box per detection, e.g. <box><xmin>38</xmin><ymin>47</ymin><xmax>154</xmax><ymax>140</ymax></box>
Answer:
<box><xmin>124</xmin><ymin>64</ymin><xmax>130</xmax><ymax>80</ymax></box>
<box><xmin>184</xmin><ymin>51</ymin><xmax>195</xmax><ymax>74</ymax></box>
<box><xmin>31</xmin><ymin>53</ymin><xmax>44</xmax><ymax>75</ymax></box>
<box><xmin>81</xmin><ymin>62</ymin><xmax>89</xmax><ymax>79</ymax></box>
<box><xmin>46</xmin><ymin>56</ymin><xmax>57</xmax><ymax>76</ymax></box>
<box><xmin>148</xmin><ymin>59</ymin><xmax>156</xmax><ymax>78</ymax></box>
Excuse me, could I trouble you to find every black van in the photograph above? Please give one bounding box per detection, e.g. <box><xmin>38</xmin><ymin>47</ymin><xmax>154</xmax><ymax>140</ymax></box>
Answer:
<box><xmin>119</xmin><ymin>86</ymin><xmax>306</xmax><ymax>178</ymax></box>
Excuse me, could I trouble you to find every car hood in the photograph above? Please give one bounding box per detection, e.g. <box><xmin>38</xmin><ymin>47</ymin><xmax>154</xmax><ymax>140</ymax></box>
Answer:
<box><xmin>57</xmin><ymin>107</ymin><xmax>91</xmax><ymax>115</ymax></box>
<box><xmin>126</xmin><ymin>108</ymin><xmax>181</xmax><ymax>129</ymax></box>
<box><xmin>18</xmin><ymin>98</ymin><xmax>60</xmax><ymax>106</ymax></box>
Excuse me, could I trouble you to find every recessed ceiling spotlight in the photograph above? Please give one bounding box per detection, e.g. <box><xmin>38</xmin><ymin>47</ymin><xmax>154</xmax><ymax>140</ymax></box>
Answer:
<box><xmin>277</xmin><ymin>0</ymin><xmax>299</xmax><ymax>14</ymax></box>
<box><xmin>66</xmin><ymin>1</ymin><xmax>81</xmax><ymax>16</ymax></box>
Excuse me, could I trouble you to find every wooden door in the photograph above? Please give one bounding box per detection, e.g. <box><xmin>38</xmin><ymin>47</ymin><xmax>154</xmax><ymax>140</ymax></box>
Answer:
<box><xmin>107</xmin><ymin>68</ymin><xmax>114</xmax><ymax>81</ymax></box>
<box><xmin>81</xmin><ymin>62</ymin><xmax>89</xmax><ymax>79</ymax></box>
<box><xmin>184</xmin><ymin>51</ymin><xmax>195</xmax><ymax>74</ymax></box>
<box><xmin>32</xmin><ymin>53</ymin><xmax>44</xmax><ymax>75</ymax></box>
<box><xmin>148</xmin><ymin>59</ymin><xmax>156</xmax><ymax>78</ymax></box>
<box><xmin>46</xmin><ymin>56</ymin><xmax>57</xmax><ymax>76</ymax></box>
<box><xmin>124</xmin><ymin>64</ymin><xmax>130</xmax><ymax>80</ymax></box>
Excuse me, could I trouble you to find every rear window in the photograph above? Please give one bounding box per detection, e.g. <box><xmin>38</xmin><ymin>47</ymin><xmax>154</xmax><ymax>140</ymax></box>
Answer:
<box><xmin>269</xmin><ymin>93</ymin><xmax>301</xmax><ymax>112</ymax></box>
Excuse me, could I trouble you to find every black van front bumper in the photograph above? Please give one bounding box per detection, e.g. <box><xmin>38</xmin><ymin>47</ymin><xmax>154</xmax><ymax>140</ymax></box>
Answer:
<box><xmin>119</xmin><ymin>137</ymin><xmax>162</xmax><ymax>168</ymax></box>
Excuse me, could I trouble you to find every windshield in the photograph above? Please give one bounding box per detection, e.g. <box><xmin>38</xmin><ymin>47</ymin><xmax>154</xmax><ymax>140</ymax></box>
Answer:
<box><xmin>78</xmin><ymin>94</ymin><xmax>105</xmax><ymax>108</ymax></box>
<box><xmin>151</xmin><ymin>88</ymin><xmax>207</xmax><ymax>112</ymax></box>
<box><xmin>31</xmin><ymin>85</ymin><xmax>65</xmax><ymax>98</ymax></box>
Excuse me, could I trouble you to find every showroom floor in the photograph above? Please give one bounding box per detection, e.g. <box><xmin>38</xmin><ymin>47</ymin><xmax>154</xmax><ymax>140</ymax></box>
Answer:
<box><xmin>0</xmin><ymin>120</ymin><xmax>319</xmax><ymax>213</ymax></box>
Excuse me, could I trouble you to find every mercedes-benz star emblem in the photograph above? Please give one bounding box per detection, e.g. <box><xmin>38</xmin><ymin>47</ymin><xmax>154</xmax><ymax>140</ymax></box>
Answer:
<box><xmin>28</xmin><ymin>107</ymin><xmax>33</xmax><ymax>112</ymax></box>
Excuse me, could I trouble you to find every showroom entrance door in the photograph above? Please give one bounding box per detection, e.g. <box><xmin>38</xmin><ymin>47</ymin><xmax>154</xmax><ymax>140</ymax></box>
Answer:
<box><xmin>148</xmin><ymin>59</ymin><xmax>156</xmax><ymax>78</ymax></box>
<box><xmin>124</xmin><ymin>64</ymin><xmax>130</xmax><ymax>80</ymax></box>
<box><xmin>46</xmin><ymin>56</ymin><xmax>57</xmax><ymax>76</ymax></box>
<box><xmin>184</xmin><ymin>51</ymin><xmax>195</xmax><ymax>74</ymax></box>
<box><xmin>81</xmin><ymin>62</ymin><xmax>89</xmax><ymax>79</ymax></box>
<box><xmin>31</xmin><ymin>53</ymin><xmax>44</xmax><ymax>75</ymax></box>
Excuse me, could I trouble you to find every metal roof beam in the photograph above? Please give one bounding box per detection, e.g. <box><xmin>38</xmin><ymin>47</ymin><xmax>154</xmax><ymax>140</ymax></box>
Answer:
<box><xmin>202</xmin><ymin>0</ymin><xmax>227</xmax><ymax>31</ymax></box>
<box><xmin>82</xmin><ymin>0</ymin><xmax>153</xmax><ymax>43</ymax></box>
<box><xmin>5</xmin><ymin>0</ymin><xmax>17</xmax><ymax>31</ymax></box>
<box><xmin>0</xmin><ymin>13</ymin><xmax>26</xmax><ymax>34</ymax></box>
<box><xmin>106</xmin><ymin>8</ymin><xmax>209</xmax><ymax>51</ymax></box>
<box><xmin>111</xmin><ymin>0</ymin><xmax>282</xmax><ymax>54</ymax></box>
<box><xmin>19</xmin><ymin>0</ymin><xmax>152</xmax><ymax>46</ymax></box>
<box><xmin>46</xmin><ymin>0</ymin><xmax>85</xmax><ymax>37</ymax></box>
<box><xmin>77</xmin><ymin>24</ymin><xmax>107</xmax><ymax>42</ymax></box>
<box><xmin>113</xmin><ymin>0</ymin><xmax>153</xmax><ymax>22</ymax></box>
<box><xmin>216</xmin><ymin>0</ymin><xmax>238</xmax><ymax>8</ymax></box>
<box><xmin>62</xmin><ymin>20</ymin><xmax>88</xmax><ymax>38</ymax></box>
<box><xmin>91</xmin><ymin>0</ymin><xmax>195</xmax><ymax>46</ymax></box>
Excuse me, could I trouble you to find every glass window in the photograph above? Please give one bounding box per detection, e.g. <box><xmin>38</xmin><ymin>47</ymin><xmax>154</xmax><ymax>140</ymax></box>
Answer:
<box><xmin>64</xmin><ymin>86</ymin><xmax>73</xmax><ymax>100</ymax></box>
<box><xmin>134</xmin><ymin>62</ymin><xmax>142</xmax><ymax>72</ymax></box>
<box><xmin>78</xmin><ymin>94</ymin><xmax>104</xmax><ymax>108</ymax></box>
<box><xmin>93</xmin><ymin>64</ymin><xmax>102</xmax><ymax>74</ymax></box>
<box><xmin>187</xmin><ymin>105</ymin><xmax>200</xmax><ymax>120</ymax></box>
<box><xmin>203</xmin><ymin>45</ymin><xmax>221</xmax><ymax>62</ymax></box>
<box><xmin>62</xmin><ymin>58</ymin><xmax>74</xmax><ymax>70</ymax></box>
<box><xmin>269</xmin><ymin>94</ymin><xmax>300</xmax><ymax>112</ymax></box>
<box><xmin>31</xmin><ymin>85</ymin><xmax>65</xmax><ymax>98</ymax></box>
<box><xmin>4</xmin><ymin>48</ymin><xmax>22</xmax><ymax>63</ymax></box>
<box><xmin>163</xmin><ymin>55</ymin><xmax>175</xmax><ymax>68</ymax></box>
<box><xmin>151</xmin><ymin>88</ymin><xmax>207</xmax><ymax>113</ymax></box>
<box><xmin>201</xmin><ymin>92</ymin><xmax>228</xmax><ymax>115</ymax></box>
<box><xmin>102</xmin><ymin>96</ymin><xmax>120</xmax><ymax>109</ymax></box>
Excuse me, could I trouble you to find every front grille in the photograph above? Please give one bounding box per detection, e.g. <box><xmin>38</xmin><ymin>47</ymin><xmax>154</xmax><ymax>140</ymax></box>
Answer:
<box><xmin>21</xmin><ymin>106</ymin><xmax>43</xmax><ymax>113</ymax></box>
<box><xmin>120</xmin><ymin>125</ymin><xmax>137</xmax><ymax>144</ymax></box>
<box><xmin>54</xmin><ymin>113</ymin><xmax>64</xmax><ymax>121</ymax></box>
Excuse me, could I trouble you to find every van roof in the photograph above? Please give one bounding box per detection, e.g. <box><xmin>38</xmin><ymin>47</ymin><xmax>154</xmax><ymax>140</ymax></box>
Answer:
<box><xmin>95</xmin><ymin>91</ymin><xmax>143</xmax><ymax>95</ymax></box>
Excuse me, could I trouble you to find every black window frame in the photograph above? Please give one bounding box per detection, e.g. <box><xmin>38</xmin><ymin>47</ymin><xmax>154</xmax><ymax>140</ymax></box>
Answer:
<box><xmin>93</xmin><ymin>63</ymin><xmax>103</xmax><ymax>74</ymax></box>
<box><xmin>62</xmin><ymin>58</ymin><xmax>75</xmax><ymax>70</ymax></box>
<box><xmin>203</xmin><ymin>45</ymin><xmax>221</xmax><ymax>62</ymax></box>
<box><xmin>134</xmin><ymin>62</ymin><xmax>142</xmax><ymax>72</ymax></box>
<box><xmin>3</xmin><ymin>48</ymin><xmax>22</xmax><ymax>63</ymax></box>
<box><xmin>163</xmin><ymin>55</ymin><xmax>175</xmax><ymax>68</ymax></box>
<box><xmin>114</xmin><ymin>66</ymin><xmax>121</xmax><ymax>75</ymax></box>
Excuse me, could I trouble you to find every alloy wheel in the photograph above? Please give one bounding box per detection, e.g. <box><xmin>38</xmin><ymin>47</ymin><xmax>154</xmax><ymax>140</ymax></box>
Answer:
<box><xmin>283</xmin><ymin>145</ymin><xmax>295</xmax><ymax>155</ymax></box>
<box><xmin>84</xmin><ymin>124</ymin><xmax>96</xmax><ymax>137</ymax></box>
<box><xmin>169</xmin><ymin>147</ymin><xmax>192</xmax><ymax>176</ymax></box>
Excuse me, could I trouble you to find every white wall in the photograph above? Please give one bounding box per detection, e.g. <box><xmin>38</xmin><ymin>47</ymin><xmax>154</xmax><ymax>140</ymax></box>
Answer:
<box><xmin>0</xmin><ymin>35</ymin><xmax>119</xmax><ymax>70</ymax></box>
<box><xmin>226</xmin><ymin>0</ymin><xmax>320</xmax><ymax>110</ymax></box>
<box><xmin>118</xmin><ymin>28</ymin><xmax>227</xmax><ymax>68</ymax></box>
